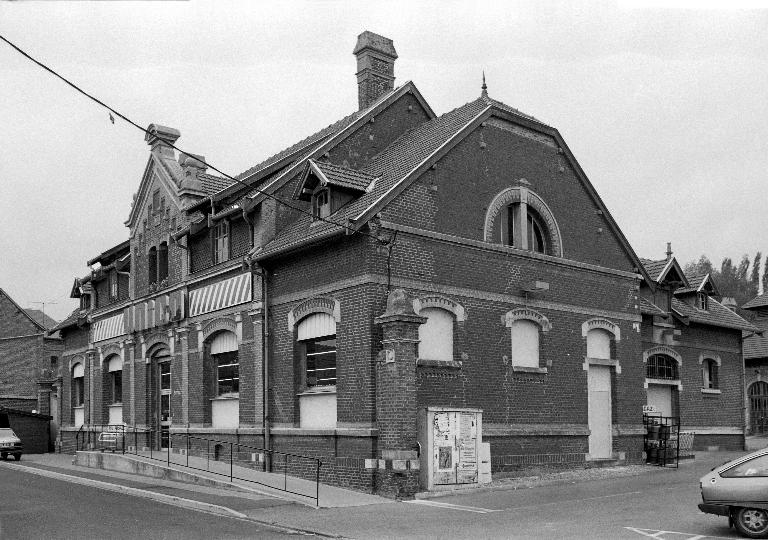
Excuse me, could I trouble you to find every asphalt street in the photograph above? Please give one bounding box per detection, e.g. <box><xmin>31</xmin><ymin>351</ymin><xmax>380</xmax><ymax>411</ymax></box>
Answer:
<box><xmin>0</xmin><ymin>465</ymin><xmax>312</xmax><ymax>540</ymax></box>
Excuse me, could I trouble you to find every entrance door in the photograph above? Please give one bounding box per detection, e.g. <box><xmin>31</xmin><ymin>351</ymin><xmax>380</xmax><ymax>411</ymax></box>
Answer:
<box><xmin>49</xmin><ymin>390</ymin><xmax>59</xmax><ymax>450</ymax></box>
<box><xmin>750</xmin><ymin>382</ymin><xmax>768</xmax><ymax>434</ymax></box>
<box><xmin>158</xmin><ymin>361</ymin><xmax>171</xmax><ymax>448</ymax></box>
<box><xmin>647</xmin><ymin>384</ymin><xmax>673</xmax><ymax>417</ymax></box>
<box><xmin>588</xmin><ymin>365</ymin><xmax>612</xmax><ymax>458</ymax></box>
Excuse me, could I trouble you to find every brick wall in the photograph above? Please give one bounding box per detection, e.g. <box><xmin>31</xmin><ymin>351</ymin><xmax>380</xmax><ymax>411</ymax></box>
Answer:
<box><xmin>0</xmin><ymin>291</ymin><xmax>42</xmax><ymax>338</ymax></box>
<box><xmin>0</xmin><ymin>335</ymin><xmax>44</xmax><ymax>398</ymax></box>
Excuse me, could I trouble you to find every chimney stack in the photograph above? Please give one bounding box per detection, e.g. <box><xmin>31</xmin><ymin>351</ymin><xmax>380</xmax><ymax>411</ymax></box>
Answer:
<box><xmin>145</xmin><ymin>124</ymin><xmax>181</xmax><ymax>158</ymax></box>
<box><xmin>353</xmin><ymin>31</ymin><xmax>397</xmax><ymax>110</ymax></box>
<box><xmin>666</xmin><ymin>242</ymin><xmax>672</xmax><ymax>261</ymax></box>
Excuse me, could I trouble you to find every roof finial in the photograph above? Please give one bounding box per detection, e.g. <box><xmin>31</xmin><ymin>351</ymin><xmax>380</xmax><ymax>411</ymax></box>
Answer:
<box><xmin>666</xmin><ymin>242</ymin><xmax>672</xmax><ymax>261</ymax></box>
<box><xmin>481</xmin><ymin>71</ymin><xmax>488</xmax><ymax>98</ymax></box>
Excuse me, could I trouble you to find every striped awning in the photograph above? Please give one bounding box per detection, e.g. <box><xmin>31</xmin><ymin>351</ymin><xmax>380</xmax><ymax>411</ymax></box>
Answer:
<box><xmin>189</xmin><ymin>273</ymin><xmax>251</xmax><ymax>317</ymax></box>
<box><xmin>93</xmin><ymin>312</ymin><xmax>126</xmax><ymax>342</ymax></box>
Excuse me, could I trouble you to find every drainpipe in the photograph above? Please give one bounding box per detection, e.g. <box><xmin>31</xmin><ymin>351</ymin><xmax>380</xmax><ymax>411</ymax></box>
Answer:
<box><xmin>262</xmin><ymin>268</ymin><xmax>272</xmax><ymax>471</ymax></box>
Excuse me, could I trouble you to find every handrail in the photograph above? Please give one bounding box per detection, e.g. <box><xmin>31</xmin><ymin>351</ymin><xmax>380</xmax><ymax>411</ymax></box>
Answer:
<box><xmin>75</xmin><ymin>425</ymin><xmax>322</xmax><ymax>506</ymax></box>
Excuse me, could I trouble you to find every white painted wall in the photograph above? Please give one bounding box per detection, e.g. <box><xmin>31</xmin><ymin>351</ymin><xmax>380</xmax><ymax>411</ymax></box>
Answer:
<box><xmin>300</xmin><ymin>392</ymin><xmax>337</xmax><ymax>429</ymax></box>
<box><xmin>108</xmin><ymin>405</ymin><xmax>123</xmax><ymax>425</ymax></box>
<box><xmin>212</xmin><ymin>398</ymin><xmax>239</xmax><ymax>428</ymax></box>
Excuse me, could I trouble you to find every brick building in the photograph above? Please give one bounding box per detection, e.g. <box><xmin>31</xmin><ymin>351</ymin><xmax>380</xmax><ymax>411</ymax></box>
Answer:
<box><xmin>52</xmin><ymin>31</ymin><xmax>754</xmax><ymax>495</ymax></box>
<box><xmin>742</xmin><ymin>293</ymin><xmax>768</xmax><ymax>434</ymax></box>
<box><xmin>0</xmin><ymin>288</ymin><xmax>62</xmax><ymax>426</ymax></box>
<box><xmin>638</xmin><ymin>252</ymin><xmax>758</xmax><ymax>450</ymax></box>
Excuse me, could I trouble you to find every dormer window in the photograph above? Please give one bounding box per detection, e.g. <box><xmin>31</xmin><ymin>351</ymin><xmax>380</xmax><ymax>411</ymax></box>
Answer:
<box><xmin>697</xmin><ymin>292</ymin><xmax>709</xmax><ymax>311</ymax></box>
<box><xmin>312</xmin><ymin>189</ymin><xmax>331</xmax><ymax>220</ymax></box>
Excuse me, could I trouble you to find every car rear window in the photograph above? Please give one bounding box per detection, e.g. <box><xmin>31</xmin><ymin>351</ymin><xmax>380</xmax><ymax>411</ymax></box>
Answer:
<box><xmin>721</xmin><ymin>454</ymin><xmax>768</xmax><ymax>477</ymax></box>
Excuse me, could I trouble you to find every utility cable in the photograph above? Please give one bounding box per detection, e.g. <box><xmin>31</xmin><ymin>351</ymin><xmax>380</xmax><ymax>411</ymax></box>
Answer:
<box><xmin>0</xmin><ymin>33</ymin><xmax>388</xmax><ymax>244</ymax></box>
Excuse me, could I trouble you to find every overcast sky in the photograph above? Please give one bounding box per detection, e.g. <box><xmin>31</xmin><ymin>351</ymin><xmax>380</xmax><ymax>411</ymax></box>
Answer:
<box><xmin>1</xmin><ymin>1</ymin><xmax>766</xmax><ymax>322</ymax></box>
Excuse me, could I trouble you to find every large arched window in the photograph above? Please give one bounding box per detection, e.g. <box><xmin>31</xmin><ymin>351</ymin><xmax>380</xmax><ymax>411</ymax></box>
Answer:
<box><xmin>485</xmin><ymin>187</ymin><xmax>563</xmax><ymax>257</ymax></box>
<box><xmin>72</xmin><ymin>362</ymin><xmax>85</xmax><ymax>427</ymax></box>
<box><xmin>418</xmin><ymin>308</ymin><xmax>454</xmax><ymax>362</ymax></box>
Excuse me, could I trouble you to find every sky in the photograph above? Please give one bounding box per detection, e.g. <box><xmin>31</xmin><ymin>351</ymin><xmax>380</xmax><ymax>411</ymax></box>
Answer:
<box><xmin>1</xmin><ymin>1</ymin><xmax>767</xmax><ymax>322</ymax></box>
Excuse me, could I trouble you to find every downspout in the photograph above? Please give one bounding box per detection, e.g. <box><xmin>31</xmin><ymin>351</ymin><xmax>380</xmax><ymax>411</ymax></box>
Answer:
<box><xmin>262</xmin><ymin>268</ymin><xmax>272</xmax><ymax>471</ymax></box>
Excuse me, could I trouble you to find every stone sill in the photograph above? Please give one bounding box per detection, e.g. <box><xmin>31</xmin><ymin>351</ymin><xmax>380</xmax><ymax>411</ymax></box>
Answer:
<box><xmin>511</xmin><ymin>366</ymin><xmax>548</xmax><ymax>374</ymax></box>
<box><xmin>701</xmin><ymin>388</ymin><xmax>722</xmax><ymax>395</ymax></box>
<box><xmin>209</xmin><ymin>395</ymin><xmax>240</xmax><ymax>401</ymax></box>
<box><xmin>297</xmin><ymin>387</ymin><xmax>337</xmax><ymax>396</ymax></box>
<box><xmin>417</xmin><ymin>358</ymin><xmax>463</xmax><ymax>369</ymax></box>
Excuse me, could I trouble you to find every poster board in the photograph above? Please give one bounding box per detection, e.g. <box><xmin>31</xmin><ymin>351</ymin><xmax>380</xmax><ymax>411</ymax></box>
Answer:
<box><xmin>419</xmin><ymin>407</ymin><xmax>483</xmax><ymax>490</ymax></box>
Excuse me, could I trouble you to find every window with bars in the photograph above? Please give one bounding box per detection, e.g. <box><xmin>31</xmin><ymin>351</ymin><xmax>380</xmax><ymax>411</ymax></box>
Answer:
<box><xmin>213</xmin><ymin>220</ymin><xmax>229</xmax><ymax>264</ymax></box>
<box><xmin>646</xmin><ymin>354</ymin><xmax>679</xmax><ymax>380</ymax></box>
<box><xmin>215</xmin><ymin>351</ymin><xmax>239</xmax><ymax>395</ymax></box>
<box><xmin>305</xmin><ymin>336</ymin><xmax>337</xmax><ymax>387</ymax></box>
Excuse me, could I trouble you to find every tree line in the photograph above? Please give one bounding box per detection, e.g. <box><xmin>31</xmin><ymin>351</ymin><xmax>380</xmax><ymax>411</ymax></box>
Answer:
<box><xmin>684</xmin><ymin>253</ymin><xmax>766</xmax><ymax>307</ymax></box>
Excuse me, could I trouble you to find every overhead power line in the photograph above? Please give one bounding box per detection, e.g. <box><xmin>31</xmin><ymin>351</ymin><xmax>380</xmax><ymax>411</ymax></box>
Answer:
<box><xmin>0</xmin><ymin>33</ymin><xmax>386</xmax><ymax>243</ymax></box>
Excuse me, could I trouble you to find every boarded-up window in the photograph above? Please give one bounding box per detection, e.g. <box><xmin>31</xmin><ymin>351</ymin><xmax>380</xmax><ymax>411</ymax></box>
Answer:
<box><xmin>418</xmin><ymin>308</ymin><xmax>453</xmax><ymax>362</ymax></box>
<box><xmin>587</xmin><ymin>329</ymin><xmax>611</xmax><ymax>360</ymax></box>
<box><xmin>511</xmin><ymin>320</ymin><xmax>539</xmax><ymax>368</ymax></box>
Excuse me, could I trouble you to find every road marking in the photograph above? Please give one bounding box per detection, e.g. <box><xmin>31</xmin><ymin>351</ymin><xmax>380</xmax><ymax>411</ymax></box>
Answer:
<box><xmin>502</xmin><ymin>490</ymin><xmax>644</xmax><ymax>512</ymax></box>
<box><xmin>624</xmin><ymin>526</ymin><xmax>732</xmax><ymax>539</ymax></box>
<box><xmin>0</xmin><ymin>462</ymin><xmax>248</xmax><ymax>519</ymax></box>
<box><xmin>405</xmin><ymin>500</ymin><xmax>501</xmax><ymax>514</ymax></box>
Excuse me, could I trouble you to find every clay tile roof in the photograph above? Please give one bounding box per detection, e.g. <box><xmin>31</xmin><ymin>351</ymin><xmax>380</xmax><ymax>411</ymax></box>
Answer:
<box><xmin>744</xmin><ymin>293</ymin><xmax>768</xmax><ymax>310</ymax></box>
<box><xmin>638</xmin><ymin>296</ymin><xmax>667</xmax><ymax>316</ymax></box>
<box><xmin>671</xmin><ymin>297</ymin><xmax>759</xmax><ymax>333</ymax></box>
<box><xmin>745</xmin><ymin>317</ymin><xmax>768</xmax><ymax>359</ymax></box>
<box><xmin>49</xmin><ymin>308</ymin><xmax>83</xmax><ymax>334</ymax></box>
<box><xmin>312</xmin><ymin>161</ymin><xmax>377</xmax><ymax>191</ymax></box>
<box><xmin>255</xmin><ymin>97</ymin><xmax>490</xmax><ymax>259</ymax></box>
<box><xmin>200</xmin><ymin>173</ymin><xmax>237</xmax><ymax>196</ymax></box>
<box><xmin>640</xmin><ymin>259</ymin><xmax>669</xmax><ymax>282</ymax></box>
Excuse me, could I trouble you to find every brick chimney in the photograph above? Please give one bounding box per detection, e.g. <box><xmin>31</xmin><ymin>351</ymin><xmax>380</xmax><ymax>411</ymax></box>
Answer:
<box><xmin>353</xmin><ymin>31</ymin><xmax>397</xmax><ymax>110</ymax></box>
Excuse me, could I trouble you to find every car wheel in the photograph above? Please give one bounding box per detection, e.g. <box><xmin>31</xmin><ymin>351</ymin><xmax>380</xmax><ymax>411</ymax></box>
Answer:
<box><xmin>13</xmin><ymin>454</ymin><xmax>21</xmax><ymax>461</ymax></box>
<box><xmin>734</xmin><ymin>507</ymin><xmax>768</xmax><ymax>538</ymax></box>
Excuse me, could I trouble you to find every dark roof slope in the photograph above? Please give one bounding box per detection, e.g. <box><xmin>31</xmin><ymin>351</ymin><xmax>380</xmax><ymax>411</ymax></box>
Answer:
<box><xmin>745</xmin><ymin>317</ymin><xmax>768</xmax><ymax>359</ymax></box>
<box><xmin>671</xmin><ymin>297</ymin><xmax>759</xmax><ymax>333</ymax></box>
<box><xmin>24</xmin><ymin>309</ymin><xmax>57</xmax><ymax>330</ymax></box>
<box><xmin>744</xmin><ymin>293</ymin><xmax>768</xmax><ymax>310</ymax></box>
<box><xmin>255</xmin><ymin>97</ymin><xmax>490</xmax><ymax>259</ymax></box>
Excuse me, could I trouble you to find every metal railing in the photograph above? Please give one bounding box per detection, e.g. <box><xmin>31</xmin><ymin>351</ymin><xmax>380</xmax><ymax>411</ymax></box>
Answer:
<box><xmin>75</xmin><ymin>425</ymin><xmax>322</xmax><ymax>506</ymax></box>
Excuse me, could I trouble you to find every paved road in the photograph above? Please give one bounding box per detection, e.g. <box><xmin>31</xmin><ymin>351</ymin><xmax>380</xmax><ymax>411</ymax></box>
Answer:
<box><xmin>0</xmin><ymin>464</ymin><xmax>310</xmax><ymax>540</ymax></box>
<box><xmin>239</xmin><ymin>451</ymin><xmax>749</xmax><ymax>539</ymax></box>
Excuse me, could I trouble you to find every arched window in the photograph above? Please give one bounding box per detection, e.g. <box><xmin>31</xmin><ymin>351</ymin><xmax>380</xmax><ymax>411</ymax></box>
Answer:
<box><xmin>148</xmin><ymin>247</ymin><xmax>157</xmax><ymax>285</ymax></box>
<box><xmin>158</xmin><ymin>242</ymin><xmax>169</xmax><ymax>282</ymax></box>
<box><xmin>296</xmin><ymin>312</ymin><xmax>337</xmax><ymax>429</ymax></box>
<box><xmin>418</xmin><ymin>308</ymin><xmax>454</xmax><ymax>362</ymax></box>
<box><xmin>587</xmin><ymin>329</ymin><xmax>612</xmax><ymax>360</ymax></box>
<box><xmin>72</xmin><ymin>362</ymin><xmax>85</xmax><ymax>427</ymax></box>
<box><xmin>646</xmin><ymin>354</ymin><xmax>679</xmax><ymax>380</ymax></box>
<box><xmin>485</xmin><ymin>187</ymin><xmax>563</xmax><ymax>257</ymax></box>
<box><xmin>702</xmin><ymin>358</ymin><xmax>719</xmax><ymax>390</ymax></box>
<box><xmin>511</xmin><ymin>319</ymin><xmax>540</xmax><ymax>368</ymax></box>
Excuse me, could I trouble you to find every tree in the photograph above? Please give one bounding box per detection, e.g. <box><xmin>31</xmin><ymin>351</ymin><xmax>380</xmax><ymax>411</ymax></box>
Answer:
<box><xmin>751</xmin><ymin>252</ymin><xmax>762</xmax><ymax>295</ymax></box>
<box><xmin>684</xmin><ymin>253</ymin><xmax>761</xmax><ymax>306</ymax></box>
<box><xmin>764</xmin><ymin>254</ymin><xmax>768</xmax><ymax>295</ymax></box>
<box><xmin>684</xmin><ymin>255</ymin><xmax>714</xmax><ymax>277</ymax></box>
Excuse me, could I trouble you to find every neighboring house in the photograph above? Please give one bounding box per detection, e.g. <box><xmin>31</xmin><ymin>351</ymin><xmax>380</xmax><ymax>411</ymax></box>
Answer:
<box><xmin>742</xmin><ymin>293</ymin><xmax>768</xmax><ymax>434</ymax></box>
<box><xmin>53</xmin><ymin>31</ymin><xmax>751</xmax><ymax>496</ymax></box>
<box><xmin>638</xmin><ymin>252</ymin><xmax>759</xmax><ymax>450</ymax></box>
<box><xmin>0</xmin><ymin>288</ymin><xmax>62</xmax><ymax>436</ymax></box>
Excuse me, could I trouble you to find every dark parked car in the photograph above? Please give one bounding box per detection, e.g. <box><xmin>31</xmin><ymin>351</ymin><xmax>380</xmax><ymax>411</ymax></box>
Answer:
<box><xmin>699</xmin><ymin>448</ymin><xmax>768</xmax><ymax>538</ymax></box>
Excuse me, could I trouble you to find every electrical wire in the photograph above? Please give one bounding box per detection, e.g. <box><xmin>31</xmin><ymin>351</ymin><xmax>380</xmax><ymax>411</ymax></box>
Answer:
<box><xmin>0</xmin><ymin>33</ymin><xmax>387</xmax><ymax>244</ymax></box>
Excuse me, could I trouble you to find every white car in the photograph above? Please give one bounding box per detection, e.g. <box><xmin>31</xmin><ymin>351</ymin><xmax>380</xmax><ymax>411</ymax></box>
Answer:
<box><xmin>0</xmin><ymin>427</ymin><xmax>23</xmax><ymax>461</ymax></box>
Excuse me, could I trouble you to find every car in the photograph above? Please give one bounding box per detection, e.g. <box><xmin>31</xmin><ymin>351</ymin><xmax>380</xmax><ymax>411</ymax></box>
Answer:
<box><xmin>699</xmin><ymin>448</ymin><xmax>768</xmax><ymax>538</ymax></box>
<box><xmin>0</xmin><ymin>427</ymin><xmax>23</xmax><ymax>461</ymax></box>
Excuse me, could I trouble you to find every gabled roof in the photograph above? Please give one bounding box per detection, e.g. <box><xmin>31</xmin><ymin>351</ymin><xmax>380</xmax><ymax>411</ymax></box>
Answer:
<box><xmin>0</xmin><ymin>288</ymin><xmax>46</xmax><ymax>335</ymax></box>
<box><xmin>675</xmin><ymin>272</ymin><xmax>719</xmax><ymax>296</ymax></box>
<box><xmin>49</xmin><ymin>307</ymin><xmax>88</xmax><ymax>334</ymax></box>
<box><xmin>87</xmin><ymin>240</ymin><xmax>130</xmax><ymax>267</ymax></box>
<box><xmin>640</xmin><ymin>258</ymin><xmax>689</xmax><ymax>287</ymax></box>
<box><xmin>294</xmin><ymin>159</ymin><xmax>378</xmax><ymax>200</ymax></box>
<box><xmin>743</xmin><ymin>293</ymin><xmax>768</xmax><ymax>311</ymax></box>
<box><xmin>200</xmin><ymin>173</ymin><xmax>237</xmax><ymax>196</ymax></box>
<box><xmin>24</xmin><ymin>309</ymin><xmax>57</xmax><ymax>330</ymax></box>
<box><xmin>745</xmin><ymin>316</ymin><xmax>768</xmax><ymax>359</ymax></box>
<box><xmin>671</xmin><ymin>296</ymin><xmax>759</xmax><ymax>333</ymax></box>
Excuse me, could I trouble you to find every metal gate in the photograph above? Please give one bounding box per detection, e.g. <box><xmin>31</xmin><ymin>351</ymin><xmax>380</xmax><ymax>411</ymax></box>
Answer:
<box><xmin>749</xmin><ymin>382</ymin><xmax>768</xmax><ymax>434</ymax></box>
